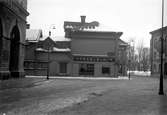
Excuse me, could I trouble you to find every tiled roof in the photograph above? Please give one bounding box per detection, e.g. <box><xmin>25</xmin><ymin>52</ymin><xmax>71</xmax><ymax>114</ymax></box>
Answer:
<box><xmin>26</xmin><ymin>29</ymin><xmax>43</xmax><ymax>41</ymax></box>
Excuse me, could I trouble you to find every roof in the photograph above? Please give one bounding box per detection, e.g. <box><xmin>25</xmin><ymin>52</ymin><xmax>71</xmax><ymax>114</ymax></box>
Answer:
<box><xmin>52</xmin><ymin>36</ymin><xmax>71</xmax><ymax>42</ymax></box>
<box><xmin>82</xmin><ymin>24</ymin><xmax>122</xmax><ymax>33</ymax></box>
<box><xmin>39</xmin><ymin>36</ymin><xmax>71</xmax><ymax>42</ymax></box>
<box><xmin>64</xmin><ymin>21</ymin><xmax>99</xmax><ymax>31</ymax></box>
<box><xmin>53</xmin><ymin>47</ymin><xmax>71</xmax><ymax>52</ymax></box>
<box><xmin>26</xmin><ymin>29</ymin><xmax>43</xmax><ymax>41</ymax></box>
<box><xmin>150</xmin><ymin>26</ymin><xmax>167</xmax><ymax>34</ymax></box>
<box><xmin>70</xmin><ymin>30</ymin><xmax>123</xmax><ymax>39</ymax></box>
<box><xmin>36</xmin><ymin>47</ymin><xmax>71</xmax><ymax>52</ymax></box>
<box><xmin>118</xmin><ymin>39</ymin><xmax>128</xmax><ymax>46</ymax></box>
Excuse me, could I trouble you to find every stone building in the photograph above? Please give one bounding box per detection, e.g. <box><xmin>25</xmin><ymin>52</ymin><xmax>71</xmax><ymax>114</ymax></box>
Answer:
<box><xmin>0</xmin><ymin>0</ymin><xmax>29</xmax><ymax>79</ymax></box>
<box><xmin>150</xmin><ymin>26</ymin><xmax>167</xmax><ymax>77</ymax></box>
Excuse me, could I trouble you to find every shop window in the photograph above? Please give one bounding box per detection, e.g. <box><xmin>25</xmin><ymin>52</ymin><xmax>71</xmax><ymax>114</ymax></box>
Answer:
<box><xmin>102</xmin><ymin>67</ymin><xmax>110</xmax><ymax>75</ymax></box>
<box><xmin>79</xmin><ymin>63</ymin><xmax>94</xmax><ymax>76</ymax></box>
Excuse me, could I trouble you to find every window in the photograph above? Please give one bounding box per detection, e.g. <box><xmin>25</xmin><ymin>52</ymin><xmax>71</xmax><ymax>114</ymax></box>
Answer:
<box><xmin>102</xmin><ymin>67</ymin><xmax>110</xmax><ymax>75</ymax></box>
<box><xmin>153</xmin><ymin>64</ymin><xmax>157</xmax><ymax>72</ymax></box>
<box><xmin>59</xmin><ymin>62</ymin><xmax>67</xmax><ymax>73</ymax></box>
<box><xmin>79</xmin><ymin>63</ymin><xmax>94</xmax><ymax>76</ymax></box>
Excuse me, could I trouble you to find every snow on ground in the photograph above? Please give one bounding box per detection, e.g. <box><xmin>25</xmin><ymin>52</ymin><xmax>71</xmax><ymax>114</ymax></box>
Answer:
<box><xmin>26</xmin><ymin>76</ymin><xmax>129</xmax><ymax>80</ymax></box>
<box><xmin>128</xmin><ymin>71</ymin><xmax>151</xmax><ymax>76</ymax></box>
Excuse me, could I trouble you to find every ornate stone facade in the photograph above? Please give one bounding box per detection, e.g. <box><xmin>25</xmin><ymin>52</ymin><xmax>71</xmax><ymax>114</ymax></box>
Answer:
<box><xmin>150</xmin><ymin>26</ymin><xmax>167</xmax><ymax>77</ymax></box>
<box><xmin>0</xmin><ymin>0</ymin><xmax>29</xmax><ymax>79</ymax></box>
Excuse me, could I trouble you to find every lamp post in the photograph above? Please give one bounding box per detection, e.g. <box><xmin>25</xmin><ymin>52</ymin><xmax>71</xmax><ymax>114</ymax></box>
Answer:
<box><xmin>46</xmin><ymin>32</ymin><xmax>51</xmax><ymax>80</ymax></box>
<box><xmin>46</xmin><ymin>25</ymin><xmax>56</xmax><ymax>80</ymax></box>
<box><xmin>46</xmin><ymin>46</ymin><xmax>50</xmax><ymax>80</ymax></box>
<box><xmin>128</xmin><ymin>43</ymin><xmax>131</xmax><ymax>80</ymax></box>
<box><xmin>159</xmin><ymin>0</ymin><xmax>164</xmax><ymax>95</ymax></box>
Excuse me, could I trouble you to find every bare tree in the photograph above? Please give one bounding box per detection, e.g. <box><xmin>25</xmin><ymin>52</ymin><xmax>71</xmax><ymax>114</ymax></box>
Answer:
<box><xmin>136</xmin><ymin>39</ymin><xmax>150</xmax><ymax>71</ymax></box>
<box><xmin>128</xmin><ymin>38</ymin><xmax>136</xmax><ymax>71</ymax></box>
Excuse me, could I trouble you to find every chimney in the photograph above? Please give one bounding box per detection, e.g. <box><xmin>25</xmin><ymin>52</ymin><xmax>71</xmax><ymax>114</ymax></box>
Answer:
<box><xmin>80</xmin><ymin>16</ymin><xmax>86</xmax><ymax>23</ymax></box>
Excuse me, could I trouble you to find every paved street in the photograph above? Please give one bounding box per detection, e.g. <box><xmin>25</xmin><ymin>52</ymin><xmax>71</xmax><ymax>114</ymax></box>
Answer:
<box><xmin>0</xmin><ymin>76</ymin><xmax>167</xmax><ymax>115</ymax></box>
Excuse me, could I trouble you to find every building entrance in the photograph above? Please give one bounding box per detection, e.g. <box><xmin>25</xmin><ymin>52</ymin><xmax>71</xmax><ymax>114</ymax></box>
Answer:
<box><xmin>0</xmin><ymin>18</ymin><xmax>2</xmax><ymax>66</ymax></box>
<box><xmin>9</xmin><ymin>25</ymin><xmax>20</xmax><ymax>77</ymax></box>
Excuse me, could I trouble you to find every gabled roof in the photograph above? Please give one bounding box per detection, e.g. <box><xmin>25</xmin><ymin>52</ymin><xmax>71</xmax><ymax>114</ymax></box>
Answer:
<box><xmin>118</xmin><ymin>39</ymin><xmax>128</xmax><ymax>48</ymax></box>
<box><xmin>26</xmin><ymin>29</ymin><xmax>43</xmax><ymax>41</ymax></box>
<box><xmin>118</xmin><ymin>39</ymin><xmax>128</xmax><ymax>45</ymax></box>
<box><xmin>150</xmin><ymin>26</ymin><xmax>167</xmax><ymax>34</ymax></box>
<box><xmin>38</xmin><ymin>36</ymin><xmax>57</xmax><ymax>46</ymax></box>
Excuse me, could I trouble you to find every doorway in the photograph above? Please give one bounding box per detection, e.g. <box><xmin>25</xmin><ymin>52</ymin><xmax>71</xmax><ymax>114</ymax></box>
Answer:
<box><xmin>0</xmin><ymin>18</ymin><xmax>2</xmax><ymax>65</ymax></box>
<box><xmin>0</xmin><ymin>18</ymin><xmax>3</xmax><ymax>66</ymax></box>
<box><xmin>9</xmin><ymin>25</ymin><xmax>20</xmax><ymax>77</ymax></box>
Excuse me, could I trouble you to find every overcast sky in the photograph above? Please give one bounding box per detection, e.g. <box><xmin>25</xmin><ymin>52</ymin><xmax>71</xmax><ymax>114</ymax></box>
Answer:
<box><xmin>27</xmin><ymin>0</ymin><xmax>167</xmax><ymax>47</ymax></box>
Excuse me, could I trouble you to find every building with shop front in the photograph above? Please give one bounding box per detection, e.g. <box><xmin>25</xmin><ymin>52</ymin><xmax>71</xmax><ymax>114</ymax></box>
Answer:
<box><xmin>0</xmin><ymin>0</ymin><xmax>29</xmax><ymax>79</ymax></box>
<box><xmin>150</xmin><ymin>26</ymin><xmax>167</xmax><ymax>77</ymax></box>
<box><xmin>64</xmin><ymin>16</ymin><xmax>128</xmax><ymax>77</ymax></box>
<box><xmin>24</xmin><ymin>16</ymin><xmax>128</xmax><ymax>77</ymax></box>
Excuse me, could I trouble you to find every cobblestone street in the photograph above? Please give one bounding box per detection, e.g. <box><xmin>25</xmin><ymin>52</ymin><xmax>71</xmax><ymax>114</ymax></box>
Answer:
<box><xmin>0</xmin><ymin>76</ymin><xmax>167</xmax><ymax>115</ymax></box>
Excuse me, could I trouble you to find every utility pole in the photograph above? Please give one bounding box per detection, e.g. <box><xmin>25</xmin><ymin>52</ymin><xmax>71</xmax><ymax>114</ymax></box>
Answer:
<box><xmin>128</xmin><ymin>43</ymin><xmax>131</xmax><ymax>80</ymax></box>
<box><xmin>159</xmin><ymin>0</ymin><xmax>164</xmax><ymax>95</ymax></box>
<box><xmin>46</xmin><ymin>31</ymin><xmax>51</xmax><ymax>80</ymax></box>
<box><xmin>46</xmin><ymin>45</ymin><xmax>50</xmax><ymax>80</ymax></box>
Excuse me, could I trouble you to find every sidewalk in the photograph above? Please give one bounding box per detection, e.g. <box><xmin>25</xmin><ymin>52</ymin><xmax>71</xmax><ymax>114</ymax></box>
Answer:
<box><xmin>0</xmin><ymin>77</ymin><xmax>47</xmax><ymax>90</ymax></box>
<box><xmin>0</xmin><ymin>75</ymin><xmax>129</xmax><ymax>90</ymax></box>
<box><xmin>26</xmin><ymin>75</ymin><xmax>129</xmax><ymax>80</ymax></box>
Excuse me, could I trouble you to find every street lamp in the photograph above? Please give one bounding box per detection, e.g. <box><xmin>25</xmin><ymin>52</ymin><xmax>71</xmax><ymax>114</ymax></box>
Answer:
<box><xmin>159</xmin><ymin>0</ymin><xmax>164</xmax><ymax>95</ymax></box>
<box><xmin>46</xmin><ymin>25</ymin><xmax>56</xmax><ymax>80</ymax></box>
<box><xmin>128</xmin><ymin>44</ymin><xmax>131</xmax><ymax>80</ymax></box>
<box><xmin>46</xmin><ymin>46</ymin><xmax>50</xmax><ymax>80</ymax></box>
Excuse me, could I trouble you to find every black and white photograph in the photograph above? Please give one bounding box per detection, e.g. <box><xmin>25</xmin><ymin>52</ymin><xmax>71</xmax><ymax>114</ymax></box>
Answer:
<box><xmin>0</xmin><ymin>0</ymin><xmax>167</xmax><ymax>114</ymax></box>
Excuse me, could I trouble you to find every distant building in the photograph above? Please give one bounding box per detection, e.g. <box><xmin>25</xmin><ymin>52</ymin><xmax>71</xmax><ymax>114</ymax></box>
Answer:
<box><xmin>0</xmin><ymin>0</ymin><xmax>29</xmax><ymax>79</ymax></box>
<box><xmin>118</xmin><ymin>39</ymin><xmax>129</xmax><ymax>76</ymax></box>
<box><xmin>25</xmin><ymin>30</ymin><xmax>71</xmax><ymax>76</ymax></box>
<box><xmin>150</xmin><ymin>26</ymin><xmax>167</xmax><ymax>77</ymax></box>
<box><xmin>24</xmin><ymin>16</ymin><xmax>128</xmax><ymax>77</ymax></box>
